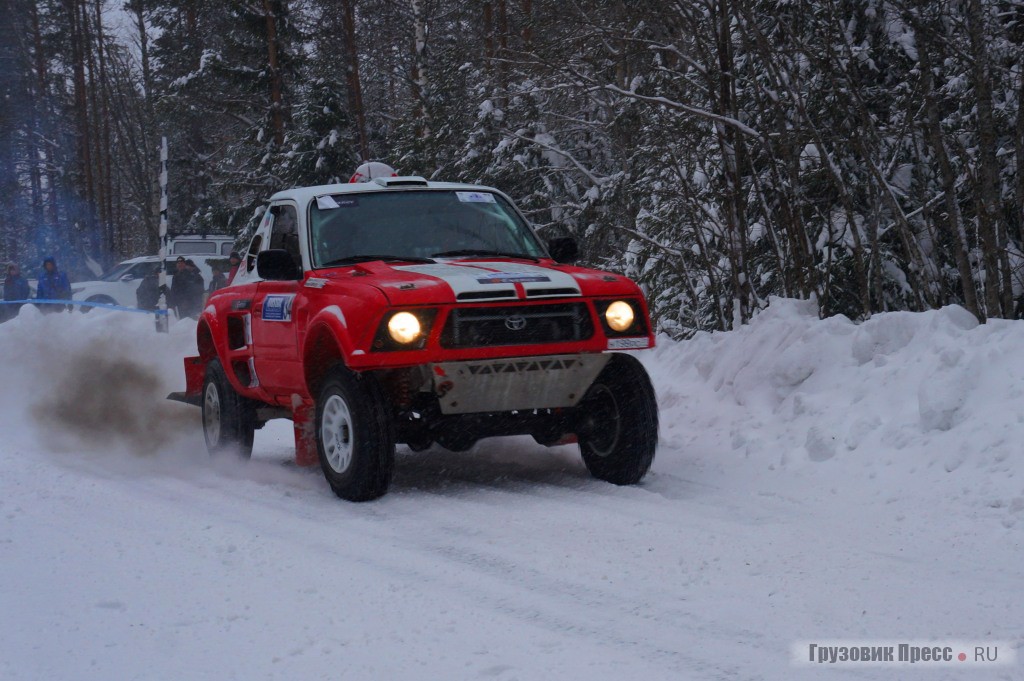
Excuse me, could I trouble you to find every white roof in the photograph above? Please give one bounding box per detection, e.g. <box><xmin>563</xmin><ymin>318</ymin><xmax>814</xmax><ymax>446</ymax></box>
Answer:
<box><xmin>121</xmin><ymin>254</ymin><xmax>226</xmax><ymax>264</ymax></box>
<box><xmin>267</xmin><ymin>177</ymin><xmax>507</xmax><ymax>207</ymax></box>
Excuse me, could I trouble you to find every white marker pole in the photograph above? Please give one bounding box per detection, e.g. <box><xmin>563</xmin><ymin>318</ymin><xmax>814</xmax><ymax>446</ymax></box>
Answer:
<box><xmin>156</xmin><ymin>136</ymin><xmax>169</xmax><ymax>333</ymax></box>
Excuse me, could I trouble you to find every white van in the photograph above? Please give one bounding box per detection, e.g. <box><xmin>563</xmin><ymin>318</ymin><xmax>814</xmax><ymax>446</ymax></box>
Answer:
<box><xmin>169</xmin><ymin>235</ymin><xmax>237</xmax><ymax>257</ymax></box>
<box><xmin>71</xmin><ymin>254</ymin><xmax>229</xmax><ymax>309</ymax></box>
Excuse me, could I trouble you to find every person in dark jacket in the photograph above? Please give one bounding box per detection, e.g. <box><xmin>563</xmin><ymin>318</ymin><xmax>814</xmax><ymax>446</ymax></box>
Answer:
<box><xmin>36</xmin><ymin>256</ymin><xmax>71</xmax><ymax>313</ymax></box>
<box><xmin>136</xmin><ymin>269</ymin><xmax>161</xmax><ymax>311</ymax></box>
<box><xmin>170</xmin><ymin>256</ymin><xmax>204</xmax><ymax>319</ymax></box>
<box><xmin>2</xmin><ymin>263</ymin><xmax>31</xmax><ymax>322</ymax></box>
<box><xmin>208</xmin><ymin>264</ymin><xmax>227</xmax><ymax>294</ymax></box>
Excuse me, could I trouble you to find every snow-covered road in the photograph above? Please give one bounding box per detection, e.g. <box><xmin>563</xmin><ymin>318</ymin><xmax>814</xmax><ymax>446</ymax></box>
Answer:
<box><xmin>1</xmin><ymin>300</ymin><xmax>1020</xmax><ymax>680</ymax></box>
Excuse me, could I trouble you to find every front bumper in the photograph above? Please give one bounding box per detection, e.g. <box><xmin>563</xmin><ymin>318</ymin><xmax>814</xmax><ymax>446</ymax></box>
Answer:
<box><xmin>429</xmin><ymin>353</ymin><xmax>610</xmax><ymax>415</ymax></box>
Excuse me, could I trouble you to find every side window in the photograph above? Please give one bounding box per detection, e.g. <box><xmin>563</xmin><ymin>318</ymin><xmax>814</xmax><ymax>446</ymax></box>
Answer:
<box><xmin>246</xmin><ymin>235</ymin><xmax>263</xmax><ymax>273</ymax></box>
<box><xmin>126</xmin><ymin>264</ymin><xmax>149</xmax><ymax>279</ymax></box>
<box><xmin>269</xmin><ymin>205</ymin><xmax>300</xmax><ymax>267</ymax></box>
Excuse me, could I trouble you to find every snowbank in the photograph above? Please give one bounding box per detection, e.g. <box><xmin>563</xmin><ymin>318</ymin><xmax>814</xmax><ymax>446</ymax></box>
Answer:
<box><xmin>646</xmin><ymin>297</ymin><xmax>1024</xmax><ymax>527</ymax></box>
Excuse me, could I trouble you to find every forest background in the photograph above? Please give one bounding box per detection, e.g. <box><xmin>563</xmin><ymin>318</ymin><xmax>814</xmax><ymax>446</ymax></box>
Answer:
<box><xmin>1</xmin><ymin>0</ymin><xmax>1022</xmax><ymax>334</ymax></box>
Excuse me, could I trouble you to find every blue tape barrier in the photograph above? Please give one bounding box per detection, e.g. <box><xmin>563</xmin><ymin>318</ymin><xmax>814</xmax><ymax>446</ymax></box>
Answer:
<box><xmin>0</xmin><ymin>299</ymin><xmax>169</xmax><ymax>316</ymax></box>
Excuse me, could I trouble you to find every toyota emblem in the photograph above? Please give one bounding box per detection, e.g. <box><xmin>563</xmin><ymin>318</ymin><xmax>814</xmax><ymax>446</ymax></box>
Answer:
<box><xmin>504</xmin><ymin>315</ymin><xmax>527</xmax><ymax>331</ymax></box>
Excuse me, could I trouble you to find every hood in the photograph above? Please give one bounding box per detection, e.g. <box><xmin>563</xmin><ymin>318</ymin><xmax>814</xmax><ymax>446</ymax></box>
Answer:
<box><xmin>392</xmin><ymin>261</ymin><xmax>582</xmax><ymax>303</ymax></box>
<box><xmin>312</xmin><ymin>258</ymin><xmax>640</xmax><ymax>306</ymax></box>
<box><xmin>42</xmin><ymin>256</ymin><xmax>56</xmax><ymax>266</ymax></box>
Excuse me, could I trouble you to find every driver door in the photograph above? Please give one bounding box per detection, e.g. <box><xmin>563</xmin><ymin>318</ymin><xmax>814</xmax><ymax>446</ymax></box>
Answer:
<box><xmin>251</xmin><ymin>203</ymin><xmax>306</xmax><ymax>395</ymax></box>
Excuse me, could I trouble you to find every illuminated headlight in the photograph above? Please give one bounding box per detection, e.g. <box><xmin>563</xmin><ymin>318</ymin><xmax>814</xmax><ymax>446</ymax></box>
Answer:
<box><xmin>605</xmin><ymin>300</ymin><xmax>635</xmax><ymax>332</ymax></box>
<box><xmin>387</xmin><ymin>311</ymin><xmax>422</xmax><ymax>344</ymax></box>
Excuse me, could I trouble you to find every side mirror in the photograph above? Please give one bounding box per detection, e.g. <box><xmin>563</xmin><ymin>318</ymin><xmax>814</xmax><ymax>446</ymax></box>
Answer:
<box><xmin>256</xmin><ymin>250</ymin><xmax>301</xmax><ymax>281</ymax></box>
<box><xmin>120</xmin><ymin>273</ymin><xmax>136</xmax><ymax>282</ymax></box>
<box><xmin>546</xmin><ymin>236</ymin><xmax>579</xmax><ymax>264</ymax></box>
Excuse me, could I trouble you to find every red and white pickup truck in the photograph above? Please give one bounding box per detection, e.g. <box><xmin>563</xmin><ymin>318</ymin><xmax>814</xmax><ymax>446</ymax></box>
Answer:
<box><xmin>173</xmin><ymin>174</ymin><xmax>658</xmax><ymax>501</ymax></box>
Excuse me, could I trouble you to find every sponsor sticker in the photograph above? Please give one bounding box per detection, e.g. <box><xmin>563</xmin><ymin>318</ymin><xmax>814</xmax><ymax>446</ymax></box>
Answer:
<box><xmin>456</xmin><ymin>191</ymin><xmax>497</xmax><ymax>203</ymax></box>
<box><xmin>315</xmin><ymin>195</ymin><xmax>358</xmax><ymax>210</ymax></box>
<box><xmin>476</xmin><ymin>273</ymin><xmax>551</xmax><ymax>284</ymax></box>
<box><xmin>607</xmin><ymin>337</ymin><xmax>649</xmax><ymax>350</ymax></box>
<box><xmin>262</xmin><ymin>294</ymin><xmax>295</xmax><ymax>322</ymax></box>
<box><xmin>304</xmin><ymin>278</ymin><xmax>329</xmax><ymax>289</ymax></box>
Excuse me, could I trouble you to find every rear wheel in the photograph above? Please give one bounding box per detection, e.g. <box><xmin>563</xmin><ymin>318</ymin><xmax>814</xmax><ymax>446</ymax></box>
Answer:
<box><xmin>577</xmin><ymin>354</ymin><xmax>658</xmax><ymax>485</ymax></box>
<box><xmin>315</xmin><ymin>366</ymin><xmax>395</xmax><ymax>501</ymax></box>
<box><xmin>202</xmin><ymin>359</ymin><xmax>255</xmax><ymax>458</ymax></box>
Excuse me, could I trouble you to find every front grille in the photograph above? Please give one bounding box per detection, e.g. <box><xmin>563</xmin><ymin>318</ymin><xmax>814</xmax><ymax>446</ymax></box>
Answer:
<box><xmin>440</xmin><ymin>303</ymin><xmax>594</xmax><ymax>348</ymax></box>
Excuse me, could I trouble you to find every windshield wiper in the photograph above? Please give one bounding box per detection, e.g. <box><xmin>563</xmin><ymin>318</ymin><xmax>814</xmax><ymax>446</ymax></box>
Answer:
<box><xmin>430</xmin><ymin>249</ymin><xmax>540</xmax><ymax>262</ymax></box>
<box><xmin>320</xmin><ymin>254</ymin><xmax>435</xmax><ymax>267</ymax></box>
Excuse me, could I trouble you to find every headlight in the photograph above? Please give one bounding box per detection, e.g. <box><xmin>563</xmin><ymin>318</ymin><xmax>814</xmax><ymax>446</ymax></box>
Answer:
<box><xmin>71</xmin><ymin>287</ymin><xmax>85</xmax><ymax>295</ymax></box>
<box><xmin>387</xmin><ymin>311</ymin><xmax>422</xmax><ymax>343</ymax></box>
<box><xmin>605</xmin><ymin>300</ymin><xmax>635</xmax><ymax>332</ymax></box>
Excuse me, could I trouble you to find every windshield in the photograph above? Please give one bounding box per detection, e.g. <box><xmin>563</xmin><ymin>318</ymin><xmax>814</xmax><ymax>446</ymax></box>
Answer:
<box><xmin>99</xmin><ymin>263</ymin><xmax>135</xmax><ymax>282</ymax></box>
<box><xmin>309</xmin><ymin>190</ymin><xmax>546</xmax><ymax>268</ymax></box>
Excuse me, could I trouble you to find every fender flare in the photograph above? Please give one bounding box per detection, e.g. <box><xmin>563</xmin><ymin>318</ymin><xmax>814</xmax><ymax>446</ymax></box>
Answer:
<box><xmin>302</xmin><ymin>306</ymin><xmax>358</xmax><ymax>397</ymax></box>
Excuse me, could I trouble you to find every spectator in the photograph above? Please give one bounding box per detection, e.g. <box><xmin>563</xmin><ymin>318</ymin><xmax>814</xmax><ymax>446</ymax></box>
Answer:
<box><xmin>36</xmin><ymin>256</ymin><xmax>71</xmax><ymax>313</ymax></box>
<box><xmin>171</xmin><ymin>257</ymin><xmax>205</xmax><ymax>319</ymax></box>
<box><xmin>136</xmin><ymin>268</ymin><xmax>161</xmax><ymax>311</ymax></box>
<box><xmin>225</xmin><ymin>251</ymin><xmax>242</xmax><ymax>285</ymax></box>
<box><xmin>208</xmin><ymin>264</ymin><xmax>227</xmax><ymax>294</ymax></box>
<box><xmin>2</xmin><ymin>263</ymin><xmax>30</xmax><ymax>322</ymax></box>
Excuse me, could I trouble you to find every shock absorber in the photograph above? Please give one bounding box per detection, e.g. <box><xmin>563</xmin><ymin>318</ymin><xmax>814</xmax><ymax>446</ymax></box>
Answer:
<box><xmin>394</xmin><ymin>369</ymin><xmax>413</xmax><ymax>409</ymax></box>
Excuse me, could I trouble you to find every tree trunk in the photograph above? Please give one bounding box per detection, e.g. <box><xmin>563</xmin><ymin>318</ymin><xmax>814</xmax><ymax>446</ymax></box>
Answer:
<box><xmin>262</xmin><ymin>0</ymin><xmax>285</xmax><ymax>146</ymax></box>
<box><xmin>966</xmin><ymin>0</ymin><xmax>1007</xmax><ymax>316</ymax></box>
<box><xmin>520</xmin><ymin>0</ymin><xmax>532</xmax><ymax>50</ymax></box>
<box><xmin>94</xmin><ymin>0</ymin><xmax>116</xmax><ymax>255</ymax></box>
<box><xmin>67</xmin><ymin>0</ymin><xmax>94</xmax><ymax>216</ymax></box>
<box><xmin>340</xmin><ymin>0</ymin><xmax>369</xmax><ymax>161</ymax></box>
<box><xmin>410</xmin><ymin>0</ymin><xmax>430</xmax><ymax>136</ymax></box>
<box><xmin>30</xmin><ymin>1</ymin><xmax>59</xmax><ymax>226</ymax></box>
<box><xmin>920</xmin><ymin>43</ymin><xmax>982</xmax><ymax>320</ymax></box>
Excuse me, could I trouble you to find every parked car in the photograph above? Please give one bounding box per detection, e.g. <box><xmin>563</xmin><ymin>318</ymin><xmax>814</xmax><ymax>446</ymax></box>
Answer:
<box><xmin>72</xmin><ymin>255</ymin><xmax>228</xmax><ymax>309</ymax></box>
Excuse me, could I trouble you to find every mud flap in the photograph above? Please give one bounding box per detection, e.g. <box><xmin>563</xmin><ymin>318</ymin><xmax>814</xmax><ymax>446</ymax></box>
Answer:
<box><xmin>167</xmin><ymin>356</ymin><xmax>206</xmax><ymax>406</ymax></box>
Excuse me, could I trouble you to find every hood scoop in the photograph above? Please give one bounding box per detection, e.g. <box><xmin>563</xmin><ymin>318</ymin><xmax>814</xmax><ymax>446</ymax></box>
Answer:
<box><xmin>456</xmin><ymin>289</ymin><xmax>517</xmax><ymax>301</ymax></box>
<box><xmin>525</xmin><ymin>287</ymin><xmax>581</xmax><ymax>298</ymax></box>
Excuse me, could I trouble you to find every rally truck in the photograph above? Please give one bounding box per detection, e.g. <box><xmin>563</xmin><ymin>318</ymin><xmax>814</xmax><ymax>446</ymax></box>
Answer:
<box><xmin>171</xmin><ymin>173</ymin><xmax>658</xmax><ymax>501</ymax></box>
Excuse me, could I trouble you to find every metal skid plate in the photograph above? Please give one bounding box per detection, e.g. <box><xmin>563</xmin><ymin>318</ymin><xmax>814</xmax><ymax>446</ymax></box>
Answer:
<box><xmin>431</xmin><ymin>354</ymin><xmax>611</xmax><ymax>415</ymax></box>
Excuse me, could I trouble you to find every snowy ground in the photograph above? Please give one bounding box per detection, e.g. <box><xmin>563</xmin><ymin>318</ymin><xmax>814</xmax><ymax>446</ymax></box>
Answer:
<box><xmin>0</xmin><ymin>299</ymin><xmax>1020</xmax><ymax>680</ymax></box>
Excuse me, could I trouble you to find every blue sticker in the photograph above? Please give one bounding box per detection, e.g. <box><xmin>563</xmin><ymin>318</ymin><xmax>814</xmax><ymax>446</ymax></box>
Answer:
<box><xmin>262</xmin><ymin>294</ymin><xmax>295</xmax><ymax>322</ymax></box>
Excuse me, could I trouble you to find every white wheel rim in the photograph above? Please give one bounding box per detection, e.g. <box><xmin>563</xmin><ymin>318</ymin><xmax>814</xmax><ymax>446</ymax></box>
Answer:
<box><xmin>322</xmin><ymin>394</ymin><xmax>354</xmax><ymax>473</ymax></box>
<box><xmin>204</xmin><ymin>382</ymin><xmax>222</xmax><ymax>446</ymax></box>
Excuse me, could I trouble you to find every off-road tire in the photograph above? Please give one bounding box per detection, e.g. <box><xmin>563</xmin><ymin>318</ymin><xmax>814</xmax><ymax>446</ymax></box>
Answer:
<box><xmin>202</xmin><ymin>358</ymin><xmax>256</xmax><ymax>458</ymax></box>
<box><xmin>577</xmin><ymin>353</ymin><xmax>658</xmax><ymax>485</ymax></box>
<box><xmin>315</xmin><ymin>365</ymin><xmax>395</xmax><ymax>501</ymax></box>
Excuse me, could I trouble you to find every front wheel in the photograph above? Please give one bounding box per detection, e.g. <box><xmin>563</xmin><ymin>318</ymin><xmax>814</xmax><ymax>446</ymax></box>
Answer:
<box><xmin>202</xmin><ymin>359</ymin><xmax>255</xmax><ymax>458</ymax></box>
<box><xmin>80</xmin><ymin>295</ymin><xmax>116</xmax><ymax>313</ymax></box>
<box><xmin>315</xmin><ymin>366</ymin><xmax>395</xmax><ymax>501</ymax></box>
<box><xmin>577</xmin><ymin>354</ymin><xmax>658</xmax><ymax>485</ymax></box>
